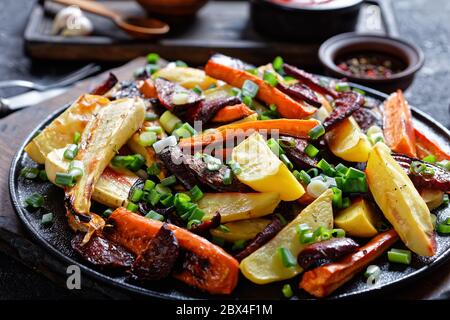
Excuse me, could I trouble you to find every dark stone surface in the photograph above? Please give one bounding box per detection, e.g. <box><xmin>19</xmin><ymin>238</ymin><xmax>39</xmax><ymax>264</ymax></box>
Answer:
<box><xmin>0</xmin><ymin>0</ymin><xmax>448</xmax><ymax>299</ymax></box>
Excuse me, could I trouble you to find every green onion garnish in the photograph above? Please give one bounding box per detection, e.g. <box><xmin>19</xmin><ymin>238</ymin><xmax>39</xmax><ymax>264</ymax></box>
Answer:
<box><xmin>130</xmin><ymin>188</ymin><xmax>144</xmax><ymax>202</ymax></box>
<box><xmin>317</xmin><ymin>159</ymin><xmax>336</xmax><ymax>177</ymax></box>
<box><xmin>332</xmin><ymin>187</ymin><xmax>343</xmax><ymax>208</ymax></box>
<box><xmin>55</xmin><ymin>172</ymin><xmax>74</xmax><ymax>186</ymax></box>
<box><xmin>437</xmin><ymin>222</ymin><xmax>450</xmax><ymax>234</ymax></box>
<box><xmin>139</xmin><ymin>131</ymin><xmax>157</xmax><ymax>147</ymax></box>
<box><xmin>332</xmin><ymin>228</ymin><xmax>346</xmax><ymax>238</ymax></box>
<box><xmin>144</xmin><ymin>179</ymin><xmax>156</xmax><ymax>192</ymax></box>
<box><xmin>232</xmin><ymin>240</ymin><xmax>247</xmax><ymax>251</ymax></box>
<box><xmin>145</xmin><ymin>210</ymin><xmax>165</xmax><ymax>221</ymax></box>
<box><xmin>217</xmin><ymin>224</ymin><xmax>231</xmax><ymax>233</ymax></box>
<box><xmin>112</xmin><ymin>154</ymin><xmax>145</xmax><ymax>172</ymax></box>
<box><xmin>203</xmin><ymin>154</ymin><xmax>222</xmax><ymax>171</ymax></box>
<box><xmin>282</xmin><ymin>284</ymin><xmax>293</xmax><ymax>298</ymax></box>
<box><xmin>342</xmin><ymin>197</ymin><xmax>351</xmax><ymax>208</ymax></box>
<box><xmin>160</xmin><ymin>194</ymin><xmax>174</xmax><ymax>207</ymax></box>
<box><xmin>353</xmin><ymin>88</ymin><xmax>366</xmax><ymax>96</ymax></box>
<box><xmin>242</xmin><ymin>80</ymin><xmax>259</xmax><ymax>98</ymax></box>
<box><xmin>145</xmin><ymin>112</ymin><xmax>159</xmax><ymax>121</ymax></box>
<box><xmin>25</xmin><ymin>193</ymin><xmax>44</xmax><ymax>208</ymax></box>
<box><xmin>160</xmin><ymin>175</ymin><xmax>177</xmax><ymax>187</ymax></box>
<box><xmin>272</xmin><ymin>56</ymin><xmax>284</xmax><ymax>71</ymax></box>
<box><xmin>189</xmin><ymin>185</ymin><xmax>204</xmax><ymax>202</ymax></box>
<box><xmin>245</xmin><ymin>68</ymin><xmax>258</xmax><ymax>75</ymax></box>
<box><xmin>147</xmin><ymin>163</ymin><xmax>161</xmax><ymax>176</ymax></box>
<box><xmin>231</xmin><ymin>87</ymin><xmax>241</xmax><ymax>97</ymax></box>
<box><xmin>155</xmin><ymin>183</ymin><xmax>171</xmax><ymax>195</ymax></box>
<box><xmin>73</xmin><ymin>131</ymin><xmax>81</xmax><ymax>144</ymax></box>
<box><xmin>20</xmin><ymin>167</ymin><xmax>40</xmax><ymax>179</ymax></box>
<box><xmin>304</xmin><ymin>144</ymin><xmax>319</xmax><ymax>158</ymax></box>
<box><xmin>443</xmin><ymin>194</ymin><xmax>449</xmax><ymax>206</ymax></box>
<box><xmin>41</xmin><ymin>212</ymin><xmax>54</xmax><ymax>226</ymax></box>
<box><xmin>63</xmin><ymin>144</ymin><xmax>78</xmax><ymax>160</ymax></box>
<box><xmin>410</xmin><ymin>161</ymin><xmax>426</xmax><ymax>174</ymax></box>
<box><xmin>335</xmin><ymin>82</ymin><xmax>350</xmax><ymax>92</ymax></box>
<box><xmin>223</xmin><ymin>168</ymin><xmax>232</xmax><ymax>185</ymax></box>
<box><xmin>364</xmin><ymin>265</ymin><xmax>381</xmax><ymax>278</ymax></box>
<box><xmin>188</xmin><ymin>207</ymin><xmax>205</xmax><ymax>221</ymax></box>
<box><xmin>267</xmin><ymin>138</ymin><xmax>285</xmax><ymax>156</ymax></box>
<box><xmin>228</xmin><ymin>161</ymin><xmax>242</xmax><ymax>175</ymax></box>
<box><xmin>280</xmin><ymin>154</ymin><xmax>293</xmax><ymax>170</ymax></box>
<box><xmin>147</xmin><ymin>52</ymin><xmax>160</xmax><ymax>64</ymax></box>
<box><xmin>102</xmin><ymin>208</ymin><xmax>113</xmax><ymax>218</ymax></box>
<box><xmin>307</xmin><ymin>168</ymin><xmax>319</xmax><ymax>177</ymax></box>
<box><xmin>160</xmin><ymin>110</ymin><xmax>182</xmax><ymax>134</ymax></box>
<box><xmin>263</xmin><ymin>71</ymin><xmax>278</xmax><ymax>87</ymax></box>
<box><xmin>126</xmin><ymin>202</ymin><xmax>138</xmax><ymax>212</ymax></box>
<box><xmin>345</xmin><ymin>167</ymin><xmax>365</xmax><ymax>179</ymax></box>
<box><xmin>242</xmin><ymin>95</ymin><xmax>253</xmax><ymax>107</ymax></box>
<box><xmin>308</xmin><ymin>124</ymin><xmax>326</xmax><ymax>140</ymax></box>
<box><xmin>387</xmin><ymin>248</ymin><xmax>412</xmax><ymax>265</ymax></box>
<box><xmin>335</xmin><ymin>163</ymin><xmax>349</xmax><ymax>176</ymax></box>
<box><xmin>39</xmin><ymin>170</ymin><xmax>48</xmax><ymax>181</ymax></box>
<box><xmin>293</xmin><ymin>170</ymin><xmax>311</xmax><ymax>185</ymax></box>
<box><xmin>192</xmin><ymin>85</ymin><xmax>202</xmax><ymax>95</ymax></box>
<box><xmin>145</xmin><ymin>126</ymin><xmax>163</xmax><ymax>134</ymax></box>
<box><xmin>277</xmin><ymin>247</ymin><xmax>297</xmax><ymax>267</ymax></box>
<box><xmin>187</xmin><ymin>219</ymin><xmax>202</xmax><ymax>230</ymax></box>
<box><xmin>148</xmin><ymin>189</ymin><xmax>161</xmax><ymax>206</ymax></box>
<box><xmin>422</xmin><ymin>154</ymin><xmax>437</xmax><ymax>163</ymax></box>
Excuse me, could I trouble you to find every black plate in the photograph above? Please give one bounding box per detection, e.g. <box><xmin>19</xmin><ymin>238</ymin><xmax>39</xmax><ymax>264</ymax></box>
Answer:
<box><xmin>9</xmin><ymin>83</ymin><xmax>450</xmax><ymax>300</ymax></box>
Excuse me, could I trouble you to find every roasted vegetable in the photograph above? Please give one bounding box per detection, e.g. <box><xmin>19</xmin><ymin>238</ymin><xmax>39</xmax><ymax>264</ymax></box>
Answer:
<box><xmin>137</xmin><ymin>79</ymin><xmax>157</xmax><ymax>99</ymax></box>
<box><xmin>276</xmin><ymin>82</ymin><xmax>321</xmax><ymax>107</ymax></box>
<box><xmin>155</xmin><ymin>78</ymin><xmax>203</xmax><ymax>112</ymax></box>
<box><xmin>153</xmin><ymin>66</ymin><xmax>217</xmax><ymax>90</ymax></box>
<box><xmin>25</xmin><ymin>94</ymin><xmax>110</xmax><ymax>164</ymax></box>
<box><xmin>189</xmin><ymin>212</ymin><xmax>221</xmax><ymax>236</ymax></box>
<box><xmin>280</xmin><ymin>137</ymin><xmax>318</xmax><ymax>168</ymax></box>
<box><xmin>205</xmin><ymin>54</ymin><xmax>316</xmax><ymax>119</ymax></box>
<box><xmin>234</xmin><ymin>217</ymin><xmax>283</xmax><ymax>261</ymax></box>
<box><xmin>71</xmin><ymin>233</ymin><xmax>134</xmax><ymax>269</ymax></box>
<box><xmin>300</xmin><ymin>230</ymin><xmax>399</xmax><ymax>298</ymax></box>
<box><xmin>366</xmin><ymin>143</ymin><xmax>436</xmax><ymax>256</ymax></box>
<box><xmin>210</xmin><ymin>218</ymin><xmax>271</xmax><ymax>242</ymax></box>
<box><xmin>66</xmin><ymin>98</ymin><xmax>145</xmax><ymax>237</ymax></box>
<box><xmin>231</xmin><ymin>132</ymin><xmax>305</xmax><ymax>201</ymax></box>
<box><xmin>240</xmin><ymin>189</ymin><xmax>334</xmax><ymax>284</ymax></box>
<box><xmin>421</xmin><ymin>189</ymin><xmax>445</xmax><ymax>210</ymax></box>
<box><xmin>414</xmin><ymin>128</ymin><xmax>450</xmax><ymax>161</ymax></box>
<box><xmin>211</xmin><ymin>103</ymin><xmax>255</xmax><ymax>123</ymax></box>
<box><xmin>130</xmin><ymin>223</ymin><xmax>180</xmax><ymax>281</ymax></box>
<box><xmin>198</xmin><ymin>192</ymin><xmax>280</xmax><ymax>223</ymax></box>
<box><xmin>185</xmin><ymin>96</ymin><xmax>241</xmax><ymax>124</ymax></box>
<box><xmin>383</xmin><ymin>90</ymin><xmax>417</xmax><ymax>157</ymax></box>
<box><xmin>334</xmin><ymin>198</ymin><xmax>380</xmax><ymax>238</ymax></box>
<box><xmin>322</xmin><ymin>91</ymin><xmax>364</xmax><ymax>130</ymax></box>
<box><xmin>90</xmin><ymin>73</ymin><xmax>118</xmax><ymax>96</ymax></box>
<box><xmin>105</xmin><ymin>208</ymin><xmax>239</xmax><ymax>294</ymax></box>
<box><xmin>297</xmin><ymin>237</ymin><xmax>360</xmax><ymax>270</ymax></box>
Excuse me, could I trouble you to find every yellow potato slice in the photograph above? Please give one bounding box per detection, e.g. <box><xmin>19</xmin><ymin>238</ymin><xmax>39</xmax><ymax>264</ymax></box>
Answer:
<box><xmin>210</xmin><ymin>218</ymin><xmax>271</xmax><ymax>242</ymax></box>
<box><xmin>153</xmin><ymin>66</ymin><xmax>216</xmax><ymax>90</ymax></box>
<box><xmin>335</xmin><ymin>198</ymin><xmax>380</xmax><ymax>238</ymax></box>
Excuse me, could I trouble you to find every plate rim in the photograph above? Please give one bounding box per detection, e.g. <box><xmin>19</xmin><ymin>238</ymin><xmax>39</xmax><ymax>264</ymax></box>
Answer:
<box><xmin>8</xmin><ymin>84</ymin><xmax>450</xmax><ymax>300</ymax></box>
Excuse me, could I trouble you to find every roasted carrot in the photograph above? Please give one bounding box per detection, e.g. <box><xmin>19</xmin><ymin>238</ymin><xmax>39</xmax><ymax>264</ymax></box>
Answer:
<box><xmin>383</xmin><ymin>90</ymin><xmax>417</xmax><ymax>157</ymax></box>
<box><xmin>212</xmin><ymin>103</ymin><xmax>255</xmax><ymax>123</ymax></box>
<box><xmin>414</xmin><ymin>128</ymin><xmax>450</xmax><ymax>161</ymax></box>
<box><xmin>204</xmin><ymin>55</ymin><xmax>316</xmax><ymax>119</ymax></box>
<box><xmin>138</xmin><ymin>79</ymin><xmax>157</xmax><ymax>99</ymax></box>
<box><xmin>300</xmin><ymin>229</ymin><xmax>399</xmax><ymax>298</ymax></box>
<box><xmin>178</xmin><ymin>119</ymin><xmax>320</xmax><ymax>149</ymax></box>
<box><xmin>105</xmin><ymin>208</ymin><xmax>239</xmax><ymax>295</ymax></box>
<box><xmin>297</xmin><ymin>192</ymin><xmax>315</xmax><ymax>206</ymax></box>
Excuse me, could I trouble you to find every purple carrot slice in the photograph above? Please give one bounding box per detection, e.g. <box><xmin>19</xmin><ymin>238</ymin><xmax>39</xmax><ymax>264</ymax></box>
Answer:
<box><xmin>277</xmin><ymin>82</ymin><xmax>322</xmax><ymax>107</ymax></box>
<box><xmin>185</xmin><ymin>96</ymin><xmax>241</xmax><ymax>124</ymax></box>
<box><xmin>155</xmin><ymin>77</ymin><xmax>203</xmax><ymax>112</ymax></box>
<box><xmin>90</xmin><ymin>73</ymin><xmax>118</xmax><ymax>96</ymax></box>
<box><xmin>323</xmin><ymin>91</ymin><xmax>365</xmax><ymax>130</ymax></box>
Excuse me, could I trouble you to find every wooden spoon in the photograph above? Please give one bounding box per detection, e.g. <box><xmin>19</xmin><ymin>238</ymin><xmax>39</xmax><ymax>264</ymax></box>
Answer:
<box><xmin>52</xmin><ymin>0</ymin><xmax>170</xmax><ymax>38</ymax></box>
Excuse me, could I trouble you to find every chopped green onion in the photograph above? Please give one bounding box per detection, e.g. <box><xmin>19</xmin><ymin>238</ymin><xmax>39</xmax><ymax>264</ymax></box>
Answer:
<box><xmin>160</xmin><ymin>194</ymin><xmax>174</xmax><ymax>207</ymax></box>
<box><xmin>144</xmin><ymin>179</ymin><xmax>156</xmax><ymax>191</ymax></box>
<box><xmin>242</xmin><ymin>80</ymin><xmax>259</xmax><ymax>98</ymax></box>
<box><xmin>174</xmin><ymin>193</ymin><xmax>193</xmax><ymax>213</ymax></box>
<box><xmin>437</xmin><ymin>222</ymin><xmax>450</xmax><ymax>234</ymax></box>
<box><xmin>202</xmin><ymin>154</ymin><xmax>222</xmax><ymax>171</ymax></box>
<box><xmin>139</xmin><ymin>131</ymin><xmax>157</xmax><ymax>147</ymax></box>
<box><xmin>160</xmin><ymin>110</ymin><xmax>182</xmax><ymax>134</ymax></box>
<box><xmin>128</xmin><ymin>154</ymin><xmax>145</xmax><ymax>172</ymax></box>
<box><xmin>155</xmin><ymin>183</ymin><xmax>171</xmax><ymax>195</ymax></box>
<box><xmin>423</xmin><ymin>154</ymin><xmax>437</xmax><ymax>163</ymax></box>
<box><xmin>192</xmin><ymin>85</ymin><xmax>203</xmax><ymax>95</ymax></box>
<box><xmin>217</xmin><ymin>224</ymin><xmax>230</xmax><ymax>233</ymax></box>
<box><xmin>25</xmin><ymin>193</ymin><xmax>44</xmax><ymax>208</ymax></box>
<box><xmin>175</xmin><ymin>60</ymin><xmax>188</xmax><ymax>67</ymax></box>
<box><xmin>189</xmin><ymin>185</ymin><xmax>204</xmax><ymax>202</ymax></box>
<box><xmin>410</xmin><ymin>161</ymin><xmax>426</xmax><ymax>174</ymax></box>
<box><xmin>431</xmin><ymin>214</ymin><xmax>437</xmax><ymax>229</ymax></box>
<box><xmin>293</xmin><ymin>170</ymin><xmax>311</xmax><ymax>185</ymax></box>
<box><xmin>308</xmin><ymin>124</ymin><xmax>326</xmax><ymax>140</ymax></box>
<box><xmin>304</xmin><ymin>144</ymin><xmax>319</xmax><ymax>158</ymax></box>
<box><xmin>242</xmin><ymin>95</ymin><xmax>253</xmax><ymax>107</ymax></box>
<box><xmin>332</xmin><ymin>228</ymin><xmax>346</xmax><ymax>238</ymax></box>
<box><xmin>273</xmin><ymin>56</ymin><xmax>284</xmax><ymax>71</ymax></box>
<box><xmin>63</xmin><ymin>144</ymin><xmax>78</xmax><ymax>160</ymax></box>
<box><xmin>436</xmin><ymin>160</ymin><xmax>450</xmax><ymax>171</ymax></box>
<box><xmin>282</xmin><ymin>284</ymin><xmax>293</xmax><ymax>298</ymax></box>
<box><xmin>231</xmin><ymin>87</ymin><xmax>242</xmax><ymax>96</ymax></box>
<box><xmin>173</xmin><ymin>122</ymin><xmax>196</xmax><ymax>139</ymax></box>
<box><xmin>342</xmin><ymin>197</ymin><xmax>351</xmax><ymax>208</ymax></box>
<box><xmin>102</xmin><ymin>208</ymin><xmax>113</xmax><ymax>218</ymax></box>
<box><xmin>299</xmin><ymin>231</ymin><xmax>315</xmax><ymax>244</ymax></box>
<box><xmin>317</xmin><ymin>159</ymin><xmax>336</xmax><ymax>177</ymax></box>
<box><xmin>245</xmin><ymin>68</ymin><xmax>258</xmax><ymax>75</ymax></box>
<box><xmin>112</xmin><ymin>154</ymin><xmax>145</xmax><ymax>172</ymax></box>
<box><xmin>228</xmin><ymin>161</ymin><xmax>242</xmax><ymax>175</ymax></box>
<box><xmin>126</xmin><ymin>202</ymin><xmax>138</xmax><ymax>212</ymax></box>
<box><xmin>41</xmin><ymin>213</ymin><xmax>54</xmax><ymax>226</ymax></box>
<box><xmin>232</xmin><ymin>240</ymin><xmax>247</xmax><ymax>251</ymax></box>
<box><xmin>443</xmin><ymin>194</ymin><xmax>449</xmax><ymax>206</ymax></box>
<box><xmin>187</xmin><ymin>219</ymin><xmax>202</xmax><ymax>229</ymax></box>
<box><xmin>147</xmin><ymin>163</ymin><xmax>161</xmax><ymax>176</ymax></box>
<box><xmin>263</xmin><ymin>71</ymin><xmax>278</xmax><ymax>87</ymax></box>
<box><xmin>145</xmin><ymin>210</ymin><xmax>165</xmax><ymax>221</ymax></box>
<box><xmin>267</xmin><ymin>138</ymin><xmax>285</xmax><ymax>156</ymax></box>
<box><xmin>341</xmin><ymin>177</ymin><xmax>368</xmax><ymax>193</ymax></box>
<box><xmin>223</xmin><ymin>168</ymin><xmax>232</xmax><ymax>185</ymax></box>
<box><xmin>280</xmin><ymin>154</ymin><xmax>293</xmax><ymax>170</ymax></box>
<box><xmin>145</xmin><ymin>125</ymin><xmax>163</xmax><ymax>134</ymax></box>
<box><xmin>332</xmin><ymin>187</ymin><xmax>343</xmax><ymax>208</ymax></box>
<box><xmin>335</xmin><ymin>82</ymin><xmax>350</xmax><ymax>92</ymax></box>
<box><xmin>335</xmin><ymin>163</ymin><xmax>349</xmax><ymax>176</ymax></box>
<box><xmin>146</xmin><ymin>52</ymin><xmax>160</xmax><ymax>64</ymax></box>
<box><xmin>277</xmin><ymin>247</ymin><xmax>297</xmax><ymax>267</ymax></box>
<box><xmin>39</xmin><ymin>170</ymin><xmax>48</xmax><ymax>181</ymax></box>
<box><xmin>353</xmin><ymin>88</ymin><xmax>366</xmax><ymax>96</ymax></box>
<box><xmin>73</xmin><ymin>131</ymin><xmax>81</xmax><ymax>144</ymax></box>
<box><xmin>283</xmin><ymin>76</ymin><xmax>296</xmax><ymax>83</ymax></box>
<box><xmin>321</xmin><ymin>230</ymin><xmax>333</xmax><ymax>240</ymax></box>
<box><xmin>130</xmin><ymin>188</ymin><xmax>144</xmax><ymax>202</ymax></box>
<box><xmin>307</xmin><ymin>168</ymin><xmax>319</xmax><ymax>177</ymax></box>
<box><xmin>364</xmin><ymin>265</ymin><xmax>381</xmax><ymax>278</ymax></box>
<box><xmin>423</xmin><ymin>166</ymin><xmax>435</xmax><ymax>177</ymax></box>
<box><xmin>346</xmin><ymin>167</ymin><xmax>365</xmax><ymax>179</ymax></box>
<box><xmin>148</xmin><ymin>189</ymin><xmax>161</xmax><ymax>206</ymax></box>
<box><xmin>20</xmin><ymin>167</ymin><xmax>40</xmax><ymax>179</ymax></box>
<box><xmin>188</xmin><ymin>207</ymin><xmax>205</xmax><ymax>221</ymax></box>
<box><xmin>387</xmin><ymin>248</ymin><xmax>412</xmax><ymax>265</ymax></box>
<box><xmin>55</xmin><ymin>172</ymin><xmax>74</xmax><ymax>186</ymax></box>
<box><xmin>160</xmin><ymin>175</ymin><xmax>177</xmax><ymax>187</ymax></box>
<box><xmin>145</xmin><ymin>112</ymin><xmax>159</xmax><ymax>121</ymax></box>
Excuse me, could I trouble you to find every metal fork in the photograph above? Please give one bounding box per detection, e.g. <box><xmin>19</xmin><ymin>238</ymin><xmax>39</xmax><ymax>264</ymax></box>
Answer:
<box><xmin>0</xmin><ymin>63</ymin><xmax>101</xmax><ymax>91</ymax></box>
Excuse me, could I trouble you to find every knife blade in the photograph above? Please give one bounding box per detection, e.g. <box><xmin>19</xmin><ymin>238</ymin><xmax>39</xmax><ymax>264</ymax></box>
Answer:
<box><xmin>2</xmin><ymin>87</ymin><xmax>68</xmax><ymax>110</ymax></box>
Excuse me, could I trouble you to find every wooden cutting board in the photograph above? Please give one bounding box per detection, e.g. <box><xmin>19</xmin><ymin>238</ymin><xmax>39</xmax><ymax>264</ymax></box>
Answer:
<box><xmin>1</xmin><ymin>58</ymin><xmax>449</xmax><ymax>299</ymax></box>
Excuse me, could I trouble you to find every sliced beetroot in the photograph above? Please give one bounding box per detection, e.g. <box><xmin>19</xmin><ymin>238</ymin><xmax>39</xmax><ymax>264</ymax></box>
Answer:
<box><xmin>155</xmin><ymin>78</ymin><xmax>203</xmax><ymax>112</ymax></box>
<box><xmin>234</xmin><ymin>217</ymin><xmax>283</xmax><ymax>261</ymax></box>
<box><xmin>280</xmin><ymin>136</ymin><xmax>318</xmax><ymax>169</ymax></box>
<box><xmin>283</xmin><ymin>64</ymin><xmax>338</xmax><ymax>98</ymax></box>
<box><xmin>130</xmin><ymin>223</ymin><xmax>180</xmax><ymax>281</ymax></box>
<box><xmin>393</xmin><ymin>154</ymin><xmax>450</xmax><ymax>192</ymax></box>
<box><xmin>157</xmin><ymin>146</ymin><xmax>199</xmax><ymax>190</ymax></box>
<box><xmin>277</xmin><ymin>83</ymin><xmax>322</xmax><ymax>107</ymax></box>
<box><xmin>297</xmin><ymin>237</ymin><xmax>360</xmax><ymax>270</ymax></box>
<box><xmin>90</xmin><ymin>73</ymin><xmax>118</xmax><ymax>96</ymax></box>
<box><xmin>185</xmin><ymin>96</ymin><xmax>241</xmax><ymax>124</ymax></box>
<box><xmin>71</xmin><ymin>233</ymin><xmax>134</xmax><ymax>269</ymax></box>
<box><xmin>189</xmin><ymin>212</ymin><xmax>221</xmax><ymax>236</ymax></box>
<box><xmin>352</xmin><ymin>107</ymin><xmax>382</xmax><ymax>132</ymax></box>
<box><xmin>323</xmin><ymin>91</ymin><xmax>365</xmax><ymax>130</ymax></box>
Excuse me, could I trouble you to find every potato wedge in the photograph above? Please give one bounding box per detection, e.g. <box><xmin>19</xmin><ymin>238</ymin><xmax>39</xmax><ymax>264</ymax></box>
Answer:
<box><xmin>25</xmin><ymin>94</ymin><xmax>110</xmax><ymax>164</ymax></box>
<box><xmin>334</xmin><ymin>198</ymin><xmax>380</xmax><ymax>238</ymax></box>
<box><xmin>66</xmin><ymin>98</ymin><xmax>145</xmax><ymax>217</ymax></box>
<box><xmin>240</xmin><ymin>189</ymin><xmax>334</xmax><ymax>284</ymax></box>
<box><xmin>210</xmin><ymin>218</ymin><xmax>271</xmax><ymax>242</ymax></box>
<box><xmin>153</xmin><ymin>66</ymin><xmax>216</xmax><ymax>90</ymax></box>
<box><xmin>46</xmin><ymin>147</ymin><xmax>139</xmax><ymax>209</ymax></box>
<box><xmin>198</xmin><ymin>193</ymin><xmax>281</xmax><ymax>223</ymax></box>
<box><xmin>366</xmin><ymin>143</ymin><xmax>436</xmax><ymax>256</ymax></box>
<box><xmin>420</xmin><ymin>189</ymin><xmax>444</xmax><ymax>211</ymax></box>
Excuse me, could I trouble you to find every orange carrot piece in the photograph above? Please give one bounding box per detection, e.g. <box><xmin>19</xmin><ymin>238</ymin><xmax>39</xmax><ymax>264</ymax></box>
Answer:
<box><xmin>106</xmin><ymin>208</ymin><xmax>239</xmax><ymax>295</ymax></box>
<box><xmin>138</xmin><ymin>79</ymin><xmax>157</xmax><ymax>99</ymax></box>
<box><xmin>414</xmin><ymin>128</ymin><xmax>450</xmax><ymax>161</ymax></box>
<box><xmin>300</xmin><ymin>230</ymin><xmax>399</xmax><ymax>298</ymax></box>
<box><xmin>212</xmin><ymin>103</ymin><xmax>255</xmax><ymax>123</ymax></box>
<box><xmin>179</xmin><ymin>119</ymin><xmax>320</xmax><ymax>149</ymax></box>
<box><xmin>383</xmin><ymin>90</ymin><xmax>417</xmax><ymax>157</ymax></box>
<box><xmin>205</xmin><ymin>58</ymin><xmax>316</xmax><ymax>119</ymax></box>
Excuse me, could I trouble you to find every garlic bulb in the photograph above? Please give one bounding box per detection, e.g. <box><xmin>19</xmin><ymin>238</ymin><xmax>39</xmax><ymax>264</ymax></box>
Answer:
<box><xmin>52</xmin><ymin>5</ymin><xmax>93</xmax><ymax>37</ymax></box>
